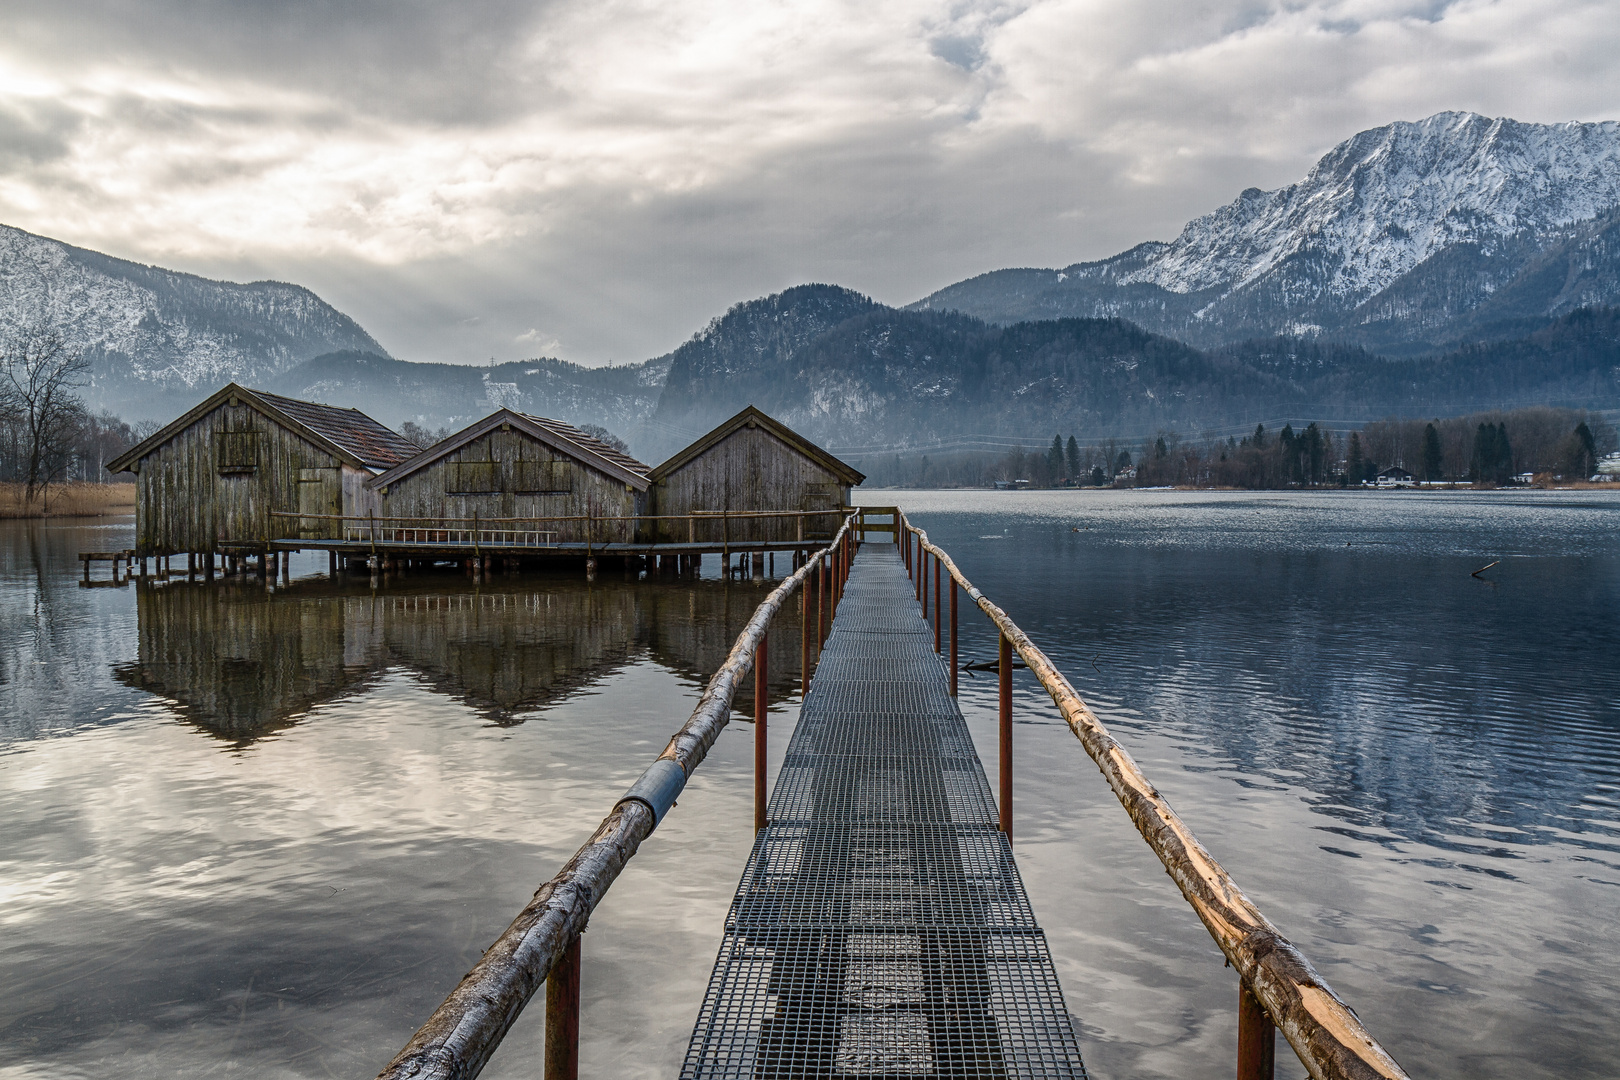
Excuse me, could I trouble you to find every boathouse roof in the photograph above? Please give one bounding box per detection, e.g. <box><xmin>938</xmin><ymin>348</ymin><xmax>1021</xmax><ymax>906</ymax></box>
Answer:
<box><xmin>106</xmin><ymin>382</ymin><xmax>419</xmax><ymax>475</ymax></box>
<box><xmin>649</xmin><ymin>405</ymin><xmax>865</xmax><ymax>485</ymax></box>
<box><xmin>366</xmin><ymin>408</ymin><xmax>652</xmax><ymax>492</ymax></box>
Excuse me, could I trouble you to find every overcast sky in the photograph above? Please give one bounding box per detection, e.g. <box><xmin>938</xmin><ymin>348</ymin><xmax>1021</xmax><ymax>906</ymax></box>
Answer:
<box><xmin>3</xmin><ymin>0</ymin><xmax>1618</xmax><ymax>365</ymax></box>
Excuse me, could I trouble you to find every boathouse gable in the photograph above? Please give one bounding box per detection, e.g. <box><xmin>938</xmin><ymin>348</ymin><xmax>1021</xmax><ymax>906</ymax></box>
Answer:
<box><xmin>648</xmin><ymin>406</ymin><xmax>864</xmax><ymax>544</ymax></box>
<box><xmin>106</xmin><ymin>383</ymin><xmax>417</xmax><ymax>556</ymax></box>
<box><xmin>368</xmin><ymin>410</ymin><xmax>651</xmax><ymax>544</ymax></box>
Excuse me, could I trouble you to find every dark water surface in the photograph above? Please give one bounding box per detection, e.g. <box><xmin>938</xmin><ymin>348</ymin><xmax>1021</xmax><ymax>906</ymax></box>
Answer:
<box><xmin>2</xmin><ymin>489</ymin><xmax>1617</xmax><ymax>1079</ymax></box>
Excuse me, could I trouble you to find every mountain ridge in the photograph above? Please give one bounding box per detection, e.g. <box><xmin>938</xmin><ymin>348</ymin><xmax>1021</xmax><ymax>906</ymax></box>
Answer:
<box><xmin>913</xmin><ymin>112</ymin><xmax>1620</xmax><ymax>352</ymax></box>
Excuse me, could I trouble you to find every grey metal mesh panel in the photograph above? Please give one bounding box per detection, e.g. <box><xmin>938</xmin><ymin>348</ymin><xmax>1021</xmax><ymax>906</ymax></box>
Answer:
<box><xmin>682</xmin><ymin>546</ymin><xmax>1087</xmax><ymax>1080</ymax></box>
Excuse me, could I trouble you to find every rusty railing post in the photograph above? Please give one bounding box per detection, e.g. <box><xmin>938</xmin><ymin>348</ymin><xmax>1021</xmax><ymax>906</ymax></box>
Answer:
<box><xmin>544</xmin><ymin>934</ymin><xmax>582</xmax><ymax>1080</ymax></box>
<box><xmin>1238</xmin><ymin>980</ymin><xmax>1276</xmax><ymax>1080</ymax></box>
<box><xmin>755</xmin><ymin>632</ymin><xmax>768</xmax><ymax>832</ymax></box>
<box><xmin>933</xmin><ymin>554</ymin><xmax>941</xmax><ymax>654</ymax></box>
<box><xmin>999</xmin><ymin>631</ymin><xmax>1013</xmax><ymax>839</ymax></box>
<box><xmin>818</xmin><ymin>555</ymin><xmax>827</xmax><ymax>643</ymax></box>
<box><xmin>949</xmin><ymin>578</ymin><xmax>958</xmax><ymax>696</ymax></box>
<box><xmin>801</xmin><ymin>590</ymin><xmax>811</xmax><ymax>696</ymax></box>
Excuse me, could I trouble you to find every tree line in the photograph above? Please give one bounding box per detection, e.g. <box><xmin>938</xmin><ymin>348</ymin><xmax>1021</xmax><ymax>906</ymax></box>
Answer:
<box><xmin>0</xmin><ymin>327</ymin><xmax>152</xmax><ymax>507</ymax></box>
<box><xmin>855</xmin><ymin>406</ymin><xmax>1616</xmax><ymax>489</ymax></box>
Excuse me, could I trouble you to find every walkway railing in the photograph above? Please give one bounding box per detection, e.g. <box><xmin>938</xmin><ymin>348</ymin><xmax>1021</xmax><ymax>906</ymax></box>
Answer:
<box><xmin>374</xmin><ymin>514</ymin><xmax>861</xmax><ymax>1080</ymax></box>
<box><xmin>896</xmin><ymin>510</ymin><xmax>1409</xmax><ymax>1080</ymax></box>
<box><xmin>270</xmin><ymin>508</ymin><xmax>847</xmax><ymax>549</ymax></box>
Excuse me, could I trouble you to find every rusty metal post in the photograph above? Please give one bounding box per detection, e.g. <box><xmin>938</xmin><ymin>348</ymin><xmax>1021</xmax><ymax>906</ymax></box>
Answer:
<box><xmin>920</xmin><ymin>545</ymin><xmax>928</xmax><ymax>615</ymax></box>
<box><xmin>755</xmin><ymin>632</ymin><xmax>768</xmax><ymax>832</ymax></box>
<box><xmin>915</xmin><ymin>539</ymin><xmax>923</xmax><ymax>602</ymax></box>
<box><xmin>544</xmin><ymin>934</ymin><xmax>582</xmax><ymax>1080</ymax></box>
<box><xmin>999</xmin><ymin>632</ymin><xmax>1012</xmax><ymax>839</ymax></box>
<box><xmin>818</xmin><ymin>556</ymin><xmax>827</xmax><ymax>643</ymax></box>
<box><xmin>1237</xmin><ymin>980</ymin><xmax>1276</xmax><ymax>1080</ymax></box>
<box><xmin>801</xmin><ymin>590</ymin><xmax>811</xmax><ymax>696</ymax></box>
<box><xmin>949</xmin><ymin>580</ymin><xmax>958</xmax><ymax>696</ymax></box>
<box><xmin>933</xmin><ymin>555</ymin><xmax>941</xmax><ymax>654</ymax></box>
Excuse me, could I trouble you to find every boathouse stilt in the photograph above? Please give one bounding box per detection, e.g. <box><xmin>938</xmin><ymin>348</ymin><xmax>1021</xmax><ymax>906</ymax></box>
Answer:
<box><xmin>544</xmin><ymin>936</ymin><xmax>581</xmax><ymax>1080</ymax></box>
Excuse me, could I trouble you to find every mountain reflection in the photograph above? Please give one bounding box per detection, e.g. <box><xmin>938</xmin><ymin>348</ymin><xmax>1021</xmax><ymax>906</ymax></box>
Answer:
<box><xmin>116</xmin><ymin>573</ymin><xmax>806</xmax><ymax>744</ymax></box>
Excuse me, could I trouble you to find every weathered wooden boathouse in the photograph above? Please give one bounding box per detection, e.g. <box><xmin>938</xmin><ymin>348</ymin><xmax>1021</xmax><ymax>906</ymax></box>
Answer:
<box><xmin>646</xmin><ymin>405</ymin><xmax>864</xmax><ymax>544</ymax></box>
<box><xmin>106</xmin><ymin>383</ymin><xmax>419</xmax><ymax>569</ymax></box>
<box><xmin>367</xmin><ymin>408</ymin><xmax>651</xmax><ymax>546</ymax></box>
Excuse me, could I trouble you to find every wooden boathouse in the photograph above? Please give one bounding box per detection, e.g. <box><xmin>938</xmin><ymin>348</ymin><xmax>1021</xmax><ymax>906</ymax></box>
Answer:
<box><xmin>647</xmin><ymin>405</ymin><xmax>864</xmax><ymax>545</ymax></box>
<box><xmin>367</xmin><ymin>408</ymin><xmax>652</xmax><ymax>545</ymax></box>
<box><xmin>106</xmin><ymin>383</ymin><xmax>419</xmax><ymax>570</ymax></box>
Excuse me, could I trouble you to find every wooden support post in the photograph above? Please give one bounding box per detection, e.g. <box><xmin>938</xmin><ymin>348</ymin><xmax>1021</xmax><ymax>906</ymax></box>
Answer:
<box><xmin>949</xmin><ymin>579</ymin><xmax>958</xmax><ymax>697</ymax></box>
<box><xmin>187</xmin><ymin>552</ymin><xmax>195</xmax><ymax>580</ymax></box>
<box><xmin>999</xmin><ymin>631</ymin><xmax>1013</xmax><ymax>839</ymax></box>
<box><xmin>544</xmin><ymin>935</ymin><xmax>582</xmax><ymax>1080</ymax></box>
<box><xmin>328</xmin><ymin>549</ymin><xmax>337</xmax><ymax>576</ymax></box>
<box><xmin>1237</xmin><ymin>980</ymin><xmax>1275</xmax><ymax>1080</ymax></box>
<box><xmin>755</xmin><ymin>632</ymin><xmax>768</xmax><ymax>833</ymax></box>
<box><xmin>933</xmin><ymin>556</ymin><xmax>941</xmax><ymax>654</ymax></box>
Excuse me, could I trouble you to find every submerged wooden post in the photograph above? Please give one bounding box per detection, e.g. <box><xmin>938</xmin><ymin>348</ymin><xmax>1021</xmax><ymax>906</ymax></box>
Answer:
<box><xmin>755</xmin><ymin>632</ymin><xmax>768</xmax><ymax>832</ymax></box>
<box><xmin>544</xmin><ymin>935</ymin><xmax>581</xmax><ymax>1080</ymax></box>
<box><xmin>999</xmin><ymin>631</ymin><xmax>1012</xmax><ymax>839</ymax></box>
<box><xmin>1238</xmin><ymin>980</ymin><xmax>1276</xmax><ymax>1080</ymax></box>
<box><xmin>949</xmin><ymin>579</ymin><xmax>958</xmax><ymax>696</ymax></box>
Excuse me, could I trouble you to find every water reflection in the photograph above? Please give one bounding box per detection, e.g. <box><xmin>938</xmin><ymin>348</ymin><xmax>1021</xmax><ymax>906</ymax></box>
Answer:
<box><xmin>110</xmin><ymin>573</ymin><xmax>807</xmax><ymax>744</ymax></box>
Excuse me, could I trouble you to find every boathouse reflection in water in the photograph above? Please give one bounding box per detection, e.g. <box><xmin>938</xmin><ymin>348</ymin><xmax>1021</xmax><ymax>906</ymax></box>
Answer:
<box><xmin>116</xmin><ymin>573</ymin><xmax>806</xmax><ymax>743</ymax></box>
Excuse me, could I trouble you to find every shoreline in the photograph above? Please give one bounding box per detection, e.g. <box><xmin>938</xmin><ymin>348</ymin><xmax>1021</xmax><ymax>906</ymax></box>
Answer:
<box><xmin>0</xmin><ymin>482</ymin><xmax>137</xmax><ymax>520</ymax></box>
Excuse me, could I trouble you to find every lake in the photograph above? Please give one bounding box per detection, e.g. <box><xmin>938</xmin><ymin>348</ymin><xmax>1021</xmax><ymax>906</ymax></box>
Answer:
<box><xmin>1</xmin><ymin>488</ymin><xmax>1617</xmax><ymax>1079</ymax></box>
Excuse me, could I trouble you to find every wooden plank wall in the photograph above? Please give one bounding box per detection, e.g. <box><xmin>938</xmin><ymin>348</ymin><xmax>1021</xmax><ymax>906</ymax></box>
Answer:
<box><xmin>377</xmin><ymin>427</ymin><xmax>642</xmax><ymax>543</ymax></box>
<box><xmin>133</xmin><ymin>401</ymin><xmax>346</xmax><ymax>555</ymax></box>
<box><xmin>651</xmin><ymin>425</ymin><xmax>850</xmax><ymax>543</ymax></box>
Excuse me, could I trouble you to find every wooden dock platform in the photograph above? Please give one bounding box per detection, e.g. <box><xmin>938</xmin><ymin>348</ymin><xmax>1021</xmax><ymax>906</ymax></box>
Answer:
<box><xmin>680</xmin><ymin>544</ymin><xmax>1087</xmax><ymax>1078</ymax></box>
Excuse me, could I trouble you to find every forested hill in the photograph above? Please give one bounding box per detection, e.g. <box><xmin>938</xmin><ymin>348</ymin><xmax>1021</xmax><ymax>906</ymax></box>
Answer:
<box><xmin>643</xmin><ymin>284</ymin><xmax>1620</xmax><ymax>456</ymax></box>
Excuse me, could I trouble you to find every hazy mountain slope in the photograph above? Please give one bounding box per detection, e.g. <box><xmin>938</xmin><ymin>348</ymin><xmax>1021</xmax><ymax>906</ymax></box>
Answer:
<box><xmin>266</xmin><ymin>351</ymin><xmax>668</xmax><ymax>448</ymax></box>
<box><xmin>0</xmin><ymin>224</ymin><xmax>387</xmax><ymax>419</ymax></box>
<box><xmin>641</xmin><ymin>284</ymin><xmax>885</xmax><ymax>459</ymax></box>
<box><xmin>914</xmin><ymin>113</ymin><xmax>1620</xmax><ymax>351</ymax></box>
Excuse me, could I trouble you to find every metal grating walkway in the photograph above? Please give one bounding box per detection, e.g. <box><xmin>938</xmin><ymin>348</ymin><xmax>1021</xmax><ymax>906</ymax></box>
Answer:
<box><xmin>681</xmin><ymin>545</ymin><xmax>1088</xmax><ymax>1079</ymax></box>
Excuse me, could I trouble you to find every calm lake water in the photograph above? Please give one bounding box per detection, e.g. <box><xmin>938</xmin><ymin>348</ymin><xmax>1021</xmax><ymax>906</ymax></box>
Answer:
<box><xmin>2</xmin><ymin>489</ymin><xmax>1617</xmax><ymax>1079</ymax></box>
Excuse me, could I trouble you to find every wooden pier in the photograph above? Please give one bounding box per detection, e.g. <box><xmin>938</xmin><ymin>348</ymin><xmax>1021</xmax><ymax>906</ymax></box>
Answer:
<box><xmin>375</xmin><ymin>511</ymin><xmax>1409</xmax><ymax>1080</ymax></box>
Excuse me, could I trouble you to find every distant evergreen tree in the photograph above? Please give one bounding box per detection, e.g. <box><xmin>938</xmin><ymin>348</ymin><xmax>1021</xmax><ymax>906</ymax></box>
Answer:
<box><xmin>1303</xmin><ymin>422</ymin><xmax>1325</xmax><ymax>484</ymax></box>
<box><xmin>1253</xmin><ymin>423</ymin><xmax>1267</xmax><ymax>448</ymax></box>
<box><xmin>1154</xmin><ymin>436</ymin><xmax>1168</xmax><ymax>459</ymax></box>
<box><xmin>1091</xmin><ymin>465</ymin><xmax>1105</xmax><ymax>486</ymax></box>
<box><xmin>1347</xmin><ymin>432</ymin><xmax>1365</xmax><ymax>484</ymax></box>
<box><xmin>1048</xmin><ymin>435</ymin><xmax>1065</xmax><ymax>484</ymax></box>
<box><xmin>1421</xmin><ymin>423</ymin><xmax>1443</xmax><ymax>481</ymax></box>
<box><xmin>1066</xmin><ymin>436</ymin><xmax>1080</xmax><ymax>480</ymax></box>
<box><xmin>1560</xmin><ymin>421</ymin><xmax>1598</xmax><ymax>477</ymax></box>
<box><xmin>1116</xmin><ymin>450</ymin><xmax>1132</xmax><ymax>472</ymax></box>
<box><xmin>1471</xmin><ymin>422</ymin><xmax>1514</xmax><ymax>484</ymax></box>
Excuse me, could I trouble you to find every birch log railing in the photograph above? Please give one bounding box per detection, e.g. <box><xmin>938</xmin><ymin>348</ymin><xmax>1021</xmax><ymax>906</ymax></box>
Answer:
<box><xmin>374</xmin><ymin>515</ymin><xmax>858</xmax><ymax>1080</ymax></box>
<box><xmin>896</xmin><ymin>511</ymin><xmax>1409</xmax><ymax>1080</ymax></box>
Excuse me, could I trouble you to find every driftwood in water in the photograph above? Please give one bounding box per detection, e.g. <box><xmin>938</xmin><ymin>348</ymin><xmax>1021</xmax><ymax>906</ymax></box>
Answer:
<box><xmin>909</xmin><ymin>520</ymin><xmax>1410</xmax><ymax>1080</ymax></box>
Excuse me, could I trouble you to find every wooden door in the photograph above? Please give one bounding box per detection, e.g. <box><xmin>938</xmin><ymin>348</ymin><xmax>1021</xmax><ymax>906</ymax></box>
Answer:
<box><xmin>298</xmin><ymin>468</ymin><xmax>341</xmax><ymax>539</ymax></box>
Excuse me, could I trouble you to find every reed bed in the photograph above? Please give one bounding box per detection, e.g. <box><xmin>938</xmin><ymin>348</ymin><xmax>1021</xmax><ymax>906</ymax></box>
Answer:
<box><xmin>0</xmin><ymin>482</ymin><xmax>136</xmax><ymax>519</ymax></box>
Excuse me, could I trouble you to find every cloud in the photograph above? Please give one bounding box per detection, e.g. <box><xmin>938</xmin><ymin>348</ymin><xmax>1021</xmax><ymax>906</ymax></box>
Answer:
<box><xmin>1</xmin><ymin>0</ymin><xmax>1618</xmax><ymax>365</ymax></box>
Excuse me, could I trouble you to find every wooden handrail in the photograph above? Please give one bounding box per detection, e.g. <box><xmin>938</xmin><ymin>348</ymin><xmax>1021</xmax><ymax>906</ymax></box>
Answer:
<box><xmin>899</xmin><ymin>512</ymin><xmax>1408</xmax><ymax>1080</ymax></box>
<box><xmin>376</xmin><ymin>514</ymin><xmax>861</xmax><ymax>1080</ymax></box>
<box><xmin>270</xmin><ymin>509</ymin><xmax>845</xmax><ymax>524</ymax></box>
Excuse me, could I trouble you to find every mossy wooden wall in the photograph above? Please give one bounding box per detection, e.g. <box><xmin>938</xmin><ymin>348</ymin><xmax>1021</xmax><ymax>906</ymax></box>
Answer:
<box><xmin>132</xmin><ymin>401</ymin><xmax>348</xmax><ymax>554</ymax></box>
<box><xmin>376</xmin><ymin>427</ymin><xmax>642</xmax><ymax>543</ymax></box>
<box><xmin>651</xmin><ymin>425</ymin><xmax>850</xmax><ymax>543</ymax></box>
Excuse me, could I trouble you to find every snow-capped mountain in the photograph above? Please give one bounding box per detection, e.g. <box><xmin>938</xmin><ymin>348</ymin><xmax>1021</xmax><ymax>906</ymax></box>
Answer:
<box><xmin>915</xmin><ymin>112</ymin><xmax>1620</xmax><ymax>351</ymax></box>
<box><xmin>0</xmin><ymin>224</ymin><xmax>388</xmax><ymax>418</ymax></box>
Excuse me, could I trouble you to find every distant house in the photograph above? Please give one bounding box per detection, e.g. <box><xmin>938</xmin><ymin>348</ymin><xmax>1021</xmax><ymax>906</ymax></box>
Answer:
<box><xmin>647</xmin><ymin>406</ymin><xmax>864</xmax><ymax>544</ymax></box>
<box><xmin>368</xmin><ymin>408</ymin><xmax>651</xmax><ymax>544</ymax></box>
<box><xmin>1375</xmin><ymin>466</ymin><xmax>1415</xmax><ymax>488</ymax></box>
<box><xmin>993</xmin><ymin>479</ymin><xmax>1031</xmax><ymax>490</ymax></box>
<box><xmin>107</xmin><ymin>383</ymin><xmax>419</xmax><ymax>558</ymax></box>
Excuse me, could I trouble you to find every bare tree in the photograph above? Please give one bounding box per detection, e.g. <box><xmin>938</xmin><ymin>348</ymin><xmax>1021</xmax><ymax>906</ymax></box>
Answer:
<box><xmin>0</xmin><ymin>326</ymin><xmax>90</xmax><ymax>505</ymax></box>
